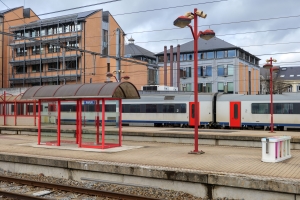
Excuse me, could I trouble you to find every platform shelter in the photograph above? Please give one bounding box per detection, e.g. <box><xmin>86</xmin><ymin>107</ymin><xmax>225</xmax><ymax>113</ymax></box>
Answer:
<box><xmin>21</xmin><ymin>82</ymin><xmax>140</xmax><ymax>149</ymax></box>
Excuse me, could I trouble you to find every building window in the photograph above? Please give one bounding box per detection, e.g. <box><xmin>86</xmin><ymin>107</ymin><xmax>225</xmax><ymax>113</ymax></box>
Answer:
<box><xmin>41</xmin><ymin>28</ymin><xmax>46</xmax><ymax>36</ymax></box>
<box><xmin>47</xmin><ymin>26</ymin><xmax>57</xmax><ymax>35</ymax></box>
<box><xmin>218</xmin><ymin>82</ymin><xmax>234</xmax><ymax>93</ymax></box>
<box><xmin>227</xmin><ymin>50</ymin><xmax>236</xmax><ymax>57</ymax></box>
<box><xmin>198</xmin><ymin>83</ymin><xmax>212</xmax><ymax>93</ymax></box>
<box><xmin>157</xmin><ymin>56</ymin><xmax>164</xmax><ymax>62</ymax></box>
<box><xmin>48</xmin><ymin>45</ymin><xmax>60</xmax><ymax>53</ymax></box>
<box><xmin>217</xmin><ymin>65</ymin><xmax>234</xmax><ymax>76</ymax></box>
<box><xmin>48</xmin><ymin>63</ymin><xmax>59</xmax><ymax>71</ymax></box>
<box><xmin>207</xmin><ymin>51</ymin><xmax>214</xmax><ymax>59</ymax></box>
<box><xmin>228</xmin><ymin>82</ymin><xmax>234</xmax><ymax>93</ymax></box>
<box><xmin>16</xmin><ymin>47</ymin><xmax>27</xmax><ymax>57</ymax></box>
<box><xmin>186</xmin><ymin>83</ymin><xmax>192</xmax><ymax>91</ymax></box>
<box><xmin>148</xmin><ymin>68</ymin><xmax>156</xmax><ymax>85</ymax></box>
<box><xmin>65</xmin><ymin>61</ymin><xmax>77</xmax><ymax>70</ymax></box>
<box><xmin>297</xmin><ymin>85</ymin><xmax>300</xmax><ymax>92</ymax></box>
<box><xmin>66</xmin><ymin>41</ymin><xmax>79</xmax><ymax>51</ymax></box>
<box><xmin>198</xmin><ymin>52</ymin><xmax>206</xmax><ymax>60</ymax></box>
<box><xmin>32</xmin><ymin>64</ymin><xmax>43</xmax><ymax>72</ymax></box>
<box><xmin>102</xmin><ymin>29</ymin><xmax>108</xmax><ymax>55</ymax></box>
<box><xmin>217</xmin><ymin>51</ymin><xmax>224</xmax><ymax>58</ymax></box>
<box><xmin>198</xmin><ymin>66</ymin><xmax>212</xmax><ymax>77</ymax></box>
<box><xmin>32</xmin><ymin>46</ymin><xmax>41</xmax><ymax>55</ymax></box>
<box><xmin>16</xmin><ymin>66</ymin><xmax>27</xmax><ymax>74</ymax></box>
<box><xmin>187</xmin><ymin>53</ymin><xmax>193</xmax><ymax>60</ymax></box>
<box><xmin>218</xmin><ymin>82</ymin><xmax>224</xmax><ymax>92</ymax></box>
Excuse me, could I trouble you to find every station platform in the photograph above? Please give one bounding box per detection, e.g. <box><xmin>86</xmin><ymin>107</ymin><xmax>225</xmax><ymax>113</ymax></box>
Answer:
<box><xmin>0</xmin><ymin>126</ymin><xmax>300</xmax><ymax>199</ymax></box>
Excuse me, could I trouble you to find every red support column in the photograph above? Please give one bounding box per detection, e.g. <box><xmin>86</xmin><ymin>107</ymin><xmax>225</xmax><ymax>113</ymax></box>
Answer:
<box><xmin>270</xmin><ymin>67</ymin><xmax>274</xmax><ymax>133</ymax></box>
<box><xmin>57</xmin><ymin>100</ymin><xmax>61</xmax><ymax>146</ymax></box>
<box><xmin>78</xmin><ymin>100</ymin><xmax>82</xmax><ymax>147</ymax></box>
<box><xmin>102</xmin><ymin>99</ymin><xmax>105</xmax><ymax>149</ymax></box>
<box><xmin>96</xmin><ymin>100</ymin><xmax>100</xmax><ymax>145</ymax></box>
<box><xmin>14</xmin><ymin>101</ymin><xmax>17</xmax><ymax>126</ymax></box>
<box><xmin>38</xmin><ymin>99</ymin><xmax>41</xmax><ymax>145</ymax></box>
<box><xmin>119</xmin><ymin>99</ymin><xmax>122</xmax><ymax>146</ymax></box>
<box><xmin>76</xmin><ymin>101</ymin><xmax>79</xmax><ymax>144</ymax></box>
<box><xmin>33</xmin><ymin>101</ymin><xmax>36</xmax><ymax>126</ymax></box>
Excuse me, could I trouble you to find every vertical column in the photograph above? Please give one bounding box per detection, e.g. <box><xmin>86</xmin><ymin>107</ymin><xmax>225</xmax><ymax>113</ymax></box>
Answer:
<box><xmin>170</xmin><ymin>45</ymin><xmax>173</xmax><ymax>87</ymax></box>
<box><xmin>177</xmin><ymin>45</ymin><xmax>181</xmax><ymax>90</ymax></box>
<box><xmin>119</xmin><ymin>99</ymin><xmax>122</xmax><ymax>146</ymax></box>
<box><xmin>96</xmin><ymin>100</ymin><xmax>100</xmax><ymax>145</ymax></box>
<box><xmin>76</xmin><ymin>101</ymin><xmax>79</xmax><ymax>144</ymax></box>
<box><xmin>57</xmin><ymin>100</ymin><xmax>61</xmax><ymax>146</ymax></box>
<box><xmin>38</xmin><ymin>99</ymin><xmax>41</xmax><ymax>145</ymax></box>
<box><xmin>14</xmin><ymin>101</ymin><xmax>17</xmax><ymax>125</ymax></box>
<box><xmin>78</xmin><ymin>100</ymin><xmax>82</xmax><ymax>147</ymax></box>
<box><xmin>164</xmin><ymin>46</ymin><xmax>167</xmax><ymax>86</ymax></box>
<box><xmin>102</xmin><ymin>99</ymin><xmax>105</xmax><ymax>149</ymax></box>
<box><xmin>33</xmin><ymin>100</ymin><xmax>36</xmax><ymax>126</ymax></box>
<box><xmin>3</xmin><ymin>91</ymin><xmax>5</xmax><ymax>126</ymax></box>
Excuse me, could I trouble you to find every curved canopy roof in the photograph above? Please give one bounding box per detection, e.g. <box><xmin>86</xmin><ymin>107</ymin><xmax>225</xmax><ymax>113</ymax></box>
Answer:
<box><xmin>21</xmin><ymin>82</ymin><xmax>140</xmax><ymax>100</ymax></box>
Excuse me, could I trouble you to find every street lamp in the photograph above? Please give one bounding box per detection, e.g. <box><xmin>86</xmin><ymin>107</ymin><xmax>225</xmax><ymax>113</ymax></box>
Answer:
<box><xmin>106</xmin><ymin>70</ymin><xmax>130</xmax><ymax>82</ymax></box>
<box><xmin>174</xmin><ymin>8</ymin><xmax>215</xmax><ymax>154</ymax></box>
<box><xmin>263</xmin><ymin>57</ymin><xmax>279</xmax><ymax>133</ymax></box>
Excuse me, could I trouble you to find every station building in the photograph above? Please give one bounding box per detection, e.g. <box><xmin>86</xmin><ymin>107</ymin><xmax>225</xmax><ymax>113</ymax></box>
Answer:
<box><xmin>156</xmin><ymin>37</ymin><xmax>261</xmax><ymax>94</ymax></box>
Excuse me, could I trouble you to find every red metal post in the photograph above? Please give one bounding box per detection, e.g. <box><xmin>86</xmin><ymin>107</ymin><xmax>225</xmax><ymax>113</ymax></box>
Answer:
<box><xmin>38</xmin><ymin>99</ymin><xmax>41</xmax><ymax>145</ymax></box>
<box><xmin>102</xmin><ymin>99</ymin><xmax>105</xmax><ymax>149</ymax></box>
<box><xmin>76</xmin><ymin>101</ymin><xmax>79</xmax><ymax>144</ymax></box>
<box><xmin>119</xmin><ymin>99</ymin><xmax>122</xmax><ymax>146</ymax></box>
<box><xmin>270</xmin><ymin>58</ymin><xmax>274</xmax><ymax>133</ymax></box>
<box><xmin>78</xmin><ymin>99</ymin><xmax>82</xmax><ymax>147</ymax></box>
<box><xmin>57</xmin><ymin>100</ymin><xmax>61</xmax><ymax>146</ymax></box>
<box><xmin>33</xmin><ymin>100</ymin><xmax>36</xmax><ymax>126</ymax></box>
<box><xmin>3</xmin><ymin>91</ymin><xmax>6</xmax><ymax>126</ymax></box>
<box><xmin>14</xmin><ymin>101</ymin><xmax>17</xmax><ymax>126</ymax></box>
<box><xmin>96</xmin><ymin>100</ymin><xmax>100</xmax><ymax>145</ymax></box>
<box><xmin>193</xmin><ymin>8</ymin><xmax>199</xmax><ymax>153</ymax></box>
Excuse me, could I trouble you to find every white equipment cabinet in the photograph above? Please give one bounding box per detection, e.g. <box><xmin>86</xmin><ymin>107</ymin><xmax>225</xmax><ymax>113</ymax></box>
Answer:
<box><xmin>261</xmin><ymin>136</ymin><xmax>291</xmax><ymax>162</ymax></box>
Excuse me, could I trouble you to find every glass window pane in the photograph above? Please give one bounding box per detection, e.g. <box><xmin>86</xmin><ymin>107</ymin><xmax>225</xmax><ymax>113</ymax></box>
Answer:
<box><xmin>228</xmin><ymin>65</ymin><xmax>234</xmax><ymax>76</ymax></box>
<box><xmin>234</xmin><ymin>104</ymin><xmax>238</xmax><ymax>119</ymax></box>
<box><xmin>217</xmin><ymin>65</ymin><xmax>224</xmax><ymax>76</ymax></box>
<box><xmin>206</xmin><ymin>66</ymin><xmax>212</xmax><ymax>76</ymax></box>
<box><xmin>228</xmin><ymin>50</ymin><xmax>236</xmax><ymax>57</ymax></box>
<box><xmin>228</xmin><ymin>82</ymin><xmax>234</xmax><ymax>92</ymax></box>
<box><xmin>198</xmin><ymin>66</ymin><xmax>202</xmax><ymax>77</ymax></box>
<box><xmin>207</xmin><ymin>52</ymin><xmax>214</xmax><ymax>59</ymax></box>
<box><xmin>217</xmin><ymin>51</ymin><xmax>224</xmax><ymax>58</ymax></box>
<box><xmin>218</xmin><ymin>82</ymin><xmax>224</xmax><ymax>92</ymax></box>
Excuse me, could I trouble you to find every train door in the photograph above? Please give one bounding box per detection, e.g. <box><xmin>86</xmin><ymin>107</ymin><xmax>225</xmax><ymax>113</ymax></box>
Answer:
<box><xmin>189</xmin><ymin>102</ymin><xmax>200</xmax><ymax>126</ymax></box>
<box><xmin>230</xmin><ymin>102</ymin><xmax>241</xmax><ymax>127</ymax></box>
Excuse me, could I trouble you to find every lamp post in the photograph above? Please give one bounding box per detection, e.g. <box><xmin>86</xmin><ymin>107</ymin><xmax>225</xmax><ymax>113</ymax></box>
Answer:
<box><xmin>263</xmin><ymin>58</ymin><xmax>279</xmax><ymax>133</ymax></box>
<box><xmin>174</xmin><ymin>8</ymin><xmax>215</xmax><ymax>154</ymax></box>
<box><xmin>106</xmin><ymin>70</ymin><xmax>130</xmax><ymax>82</ymax></box>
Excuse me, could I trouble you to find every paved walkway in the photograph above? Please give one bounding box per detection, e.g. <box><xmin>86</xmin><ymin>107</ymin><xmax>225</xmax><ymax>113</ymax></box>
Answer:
<box><xmin>0</xmin><ymin>133</ymin><xmax>299</xmax><ymax>182</ymax></box>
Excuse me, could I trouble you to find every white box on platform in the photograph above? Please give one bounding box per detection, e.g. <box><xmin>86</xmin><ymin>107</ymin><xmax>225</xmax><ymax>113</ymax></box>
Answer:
<box><xmin>261</xmin><ymin>136</ymin><xmax>291</xmax><ymax>163</ymax></box>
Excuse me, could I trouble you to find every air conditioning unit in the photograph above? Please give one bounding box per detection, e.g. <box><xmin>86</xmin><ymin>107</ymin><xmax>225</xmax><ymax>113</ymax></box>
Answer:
<box><xmin>183</xmin><ymin>67</ymin><xmax>186</xmax><ymax>71</ymax></box>
<box><xmin>203</xmin><ymin>83</ymin><xmax>206</xmax><ymax>86</ymax></box>
<box><xmin>181</xmin><ymin>83</ymin><xmax>186</xmax><ymax>87</ymax></box>
<box><xmin>203</xmin><ymin>66</ymin><xmax>206</xmax><ymax>70</ymax></box>
<box><xmin>224</xmin><ymin>82</ymin><xmax>227</xmax><ymax>86</ymax></box>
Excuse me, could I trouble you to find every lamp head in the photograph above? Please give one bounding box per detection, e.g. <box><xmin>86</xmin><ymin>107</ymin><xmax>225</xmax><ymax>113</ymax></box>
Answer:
<box><xmin>106</xmin><ymin>72</ymin><xmax>113</xmax><ymax>78</ymax></box>
<box><xmin>200</xmin><ymin>29</ymin><xmax>215</xmax><ymax>40</ymax></box>
<box><xmin>195</xmin><ymin>10</ymin><xmax>207</xmax><ymax>18</ymax></box>
<box><xmin>122</xmin><ymin>75</ymin><xmax>130</xmax><ymax>80</ymax></box>
<box><xmin>173</xmin><ymin>16</ymin><xmax>192</xmax><ymax>28</ymax></box>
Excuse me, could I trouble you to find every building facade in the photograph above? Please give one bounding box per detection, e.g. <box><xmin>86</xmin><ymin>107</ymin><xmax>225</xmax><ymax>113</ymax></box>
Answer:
<box><xmin>156</xmin><ymin>37</ymin><xmax>261</xmax><ymax>94</ymax></box>
<box><xmin>1</xmin><ymin>7</ymin><xmax>39</xmax><ymax>88</ymax></box>
<box><xmin>273</xmin><ymin>66</ymin><xmax>300</xmax><ymax>93</ymax></box>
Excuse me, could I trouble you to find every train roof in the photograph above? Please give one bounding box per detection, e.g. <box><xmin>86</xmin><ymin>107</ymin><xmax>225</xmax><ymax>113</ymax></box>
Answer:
<box><xmin>217</xmin><ymin>93</ymin><xmax>300</xmax><ymax>101</ymax></box>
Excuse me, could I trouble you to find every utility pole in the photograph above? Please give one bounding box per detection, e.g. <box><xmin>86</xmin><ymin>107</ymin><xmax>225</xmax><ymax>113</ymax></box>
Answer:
<box><xmin>115</xmin><ymin>28</ymin><xmax>121</xmax><ymax>127</ymax></box>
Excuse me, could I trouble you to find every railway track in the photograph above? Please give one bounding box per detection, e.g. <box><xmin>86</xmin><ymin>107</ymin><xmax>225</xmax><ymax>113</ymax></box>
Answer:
<box><xmin>0</xmin><ymin>175</ymin><xmax>161</xmax><ymax>200</ymax></box>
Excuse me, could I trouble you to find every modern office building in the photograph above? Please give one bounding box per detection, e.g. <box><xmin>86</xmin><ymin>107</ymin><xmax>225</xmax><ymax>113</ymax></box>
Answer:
<box><xmin>156</xmin><ymin>37</ymin><xmax>261</xmax><ymax>94</ymax></box>
<box><xmin>1</xmin><ymin>6</ymin><xmax>39</xmax><ymax>88</ymax></box>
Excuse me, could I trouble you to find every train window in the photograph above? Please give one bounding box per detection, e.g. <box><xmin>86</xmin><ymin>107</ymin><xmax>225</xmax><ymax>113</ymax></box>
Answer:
<box><xmin>252</xmin><ymin>103</ymin><xmax>300</xmax><ymax>114</ymax></box>
<box><xmin>251</xmin><ymin>103</ymin><xmax>269</xmax><ymax>114</ymax></box>
<box><xmin>122</xmin><ymin>104</ymin><xmax>130</xmax><ymax>113</ymax></box>
<box><xmin>129</xmin><ymin>104</ymin><xmax>140</xmax><ymax>113</ymax></box>
<box><xmin>146</xmin><ymin>104</ymin><xmax>157</xmax><ymax>113</ymax></box>
<box><xmin>175</xmin><ymin>104</ymin><xmax>186</xmax><ymax>113</ymax></box>
<box><xmin>234</xmin><ymin>104</ymin><xmax>238</xmax><ymax>119</ymax></box>
<box><xmin>163</xmin><ymin>104</ymin><xmax>175</xmax><ymax>113</ymax></box>
<box><xmin>105</xmin><ymin>105</ymin><xmax>116</xmax><ymax>112</ymax></box>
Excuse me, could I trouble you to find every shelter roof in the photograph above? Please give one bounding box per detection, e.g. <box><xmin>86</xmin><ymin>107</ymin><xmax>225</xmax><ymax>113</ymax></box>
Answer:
<box><xmin>21</xmin><ymin>82</ymin><xmax>140</xmax><ymax>100</ymax></box>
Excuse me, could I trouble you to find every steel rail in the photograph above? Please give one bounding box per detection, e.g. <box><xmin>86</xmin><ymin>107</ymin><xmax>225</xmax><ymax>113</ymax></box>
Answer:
<box><xmin>0</xmin><ymin>190</ymin><xmax>50</xmax><ymax>200</ymax></box>
<box><xmin>0</xmin><ymin>175</ymin><xmax>161</xmax><ymax>200</ymax></box>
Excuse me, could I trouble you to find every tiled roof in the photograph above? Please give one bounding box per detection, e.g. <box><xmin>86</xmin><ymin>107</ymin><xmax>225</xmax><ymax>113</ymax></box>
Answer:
<box><xmin>156</xmin><ymin>37</ymin><xmax>237</xmax><ymax>55</ymax></box>
<box><xmin>276</xmin><ymin>66</ymin><xmax>300</xmax><ymax>81</ymax></box>
<box><xmin>125</xmin><ymin>44</ymin><xmax>156</xmax><ymax>59</ymax></box>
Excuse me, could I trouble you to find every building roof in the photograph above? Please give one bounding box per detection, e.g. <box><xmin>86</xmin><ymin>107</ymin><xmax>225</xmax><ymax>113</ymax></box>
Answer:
<box><xmin>125</xmin><ymin>41</ymin><xmax>156</xmax><ymax>59</ymax></box>
<box><xmin>10</xmin><ymin>9</ymin><xmax>101</xmax><ymax>31</ymax></box>
<box><xmin>276</xmin><ymin>66</ymin><xmax>300</xmax><ymax>81</ymax></box>
<box><xmin>0</xmin><ymin>6</ymin><xmax>22</xmax><ymax>15</ymax></box>
<box><xmin>156</xmin><ymin>37</ymin><xmax>237</xmax><ymax>55</ymax></box>
<box><xmin>21</xmin><ymin>82</ymin><xmax>140</xmax><ymax>100</ymax></box>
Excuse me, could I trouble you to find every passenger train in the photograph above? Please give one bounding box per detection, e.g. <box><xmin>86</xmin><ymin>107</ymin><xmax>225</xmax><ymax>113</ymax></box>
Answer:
<box><xmin>41</xmin><ymin>92</ymin><xmax>300</xmax><ymax>131</ymax></box>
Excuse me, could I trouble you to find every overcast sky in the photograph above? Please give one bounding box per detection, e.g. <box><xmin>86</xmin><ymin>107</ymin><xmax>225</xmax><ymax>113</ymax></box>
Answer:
<box><xmin>2</xmin><ymin>0</ymin><xmax>300</xmax><ymax>67</ymax></box>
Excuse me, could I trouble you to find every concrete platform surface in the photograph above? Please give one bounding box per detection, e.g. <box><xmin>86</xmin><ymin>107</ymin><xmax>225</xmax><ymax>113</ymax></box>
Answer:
<box><xmin>0</xmin><ymin>134</ymin><xmax>299</xmax><ymax>181</ymax></box>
